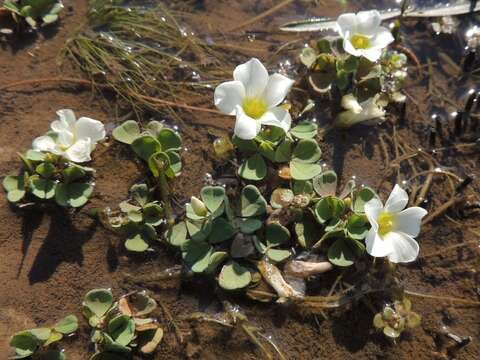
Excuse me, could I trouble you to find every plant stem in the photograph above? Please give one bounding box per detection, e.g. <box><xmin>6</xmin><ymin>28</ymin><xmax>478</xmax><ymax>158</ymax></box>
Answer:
<box><xmin>404</xmin><ymin>290</ymin><xmax>480</xmax><ymax>306</ymax></box>
<box><xmin>156</xmin><ymin>171</ymin><xmax>174</xmax><ymax>227</ymax></box>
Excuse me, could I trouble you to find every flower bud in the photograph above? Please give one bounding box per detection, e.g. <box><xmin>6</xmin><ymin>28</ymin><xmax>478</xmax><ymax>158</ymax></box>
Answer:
<box><xmin>190</xmin><ymin>196</ymin><xmax>207</xmax><ymax>217</ymax></box>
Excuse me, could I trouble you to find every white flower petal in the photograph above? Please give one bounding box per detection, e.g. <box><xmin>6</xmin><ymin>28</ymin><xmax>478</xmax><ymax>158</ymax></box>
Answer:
<box><xmin>259</xmin><ymin>107</ymin><xmax>292</xmax><ymax>134</ymax></box>
<box><xmin>343</xmin><ymin>37</ymin><xmax>363</xmax><ymax>58</ymax></box>
<box><xmin>214</xmin><ymin>80</ymin><xmax>245</xmax><ymax>115</ymax></box>
<box><xmin>53</xmin><ymin>109</ymin><xmax>76</xmax><ymax>131</ymax></box>
<box><xmin>396</xmin><ymin>207</ymin><xmax>428</xmax><ymax>237</ymax></box>
<box><xmin>336</xmin><ymin>13</ymin><xmax>357</xmax><ymax>38</ymax></box>
<box><xmin>360</xmin><ymin>48</ymin><xmax>383</xmax><ymax>62</ymax></box>
<box><xmin>366</xmin><ymin>228</ymin><xmax>393</xmax><ymax>258</ymax></box>
<box><xmin>371</xmin><ymin>27</ymin><xmax>395</xmax><ymax>49</ymax></box>
<box><xmin>32</xmin><ymin>135</ymin><xmax>57</xmax><ymax>153</ymax></box>
<box><xmin>57</xmin><ymin>130</ymin><xmax>74</xmax><ymax>148</ymax></box>
<box><xmin>233</xmin><ymin>58</ymin><xmax>269</xmax><ymax>98</ymax></box>
<box><xmin>64</xmin><ymin>138</ymin><xmax>92</xmax><ymax>163</ymax></box>
<box><xmin>364</xmin><ymin>198</ymin><xmax>383</xmax><ymax>232</ymax></box>
<box><xmin>356</xmin><ymin>10</ymin><xmax>382</xmax><ymax>35</ymax></box>
<box><xmin>341</xmin><ymin>94</ymin><xmax>362</xmax><ymax>113</ymax></box>
<box><xmin>75</xmin><ymin>117</ymin><xmax>106</xmax><ymax>144</ymax></box>
<box><xmin>234</xmin><ymin>105</ymin><xmax>261</xmax><ymax>140</ymax></box>
<box><xmin>385</xmin><ymin>231</ymin><xmax>419</xmax><ymax>263</ymax></box>
<box><xmin>384</xmin><ymin>184</ymin><xmax>409</xmax><ymax>213</ymax></box>
<box><xmin>262</xmin><ymin>74</ymin><xmax>294</xmax><ymax>108</ymax></box>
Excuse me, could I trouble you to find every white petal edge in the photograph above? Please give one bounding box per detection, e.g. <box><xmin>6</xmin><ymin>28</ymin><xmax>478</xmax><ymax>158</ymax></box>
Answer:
<box><xmin>365</xmin><ymin>228</ymin><xmax>393</xmax><ymax>258</ymax></box>
<box><xmin>336</xmin><ymin>13</ymin><xmax>357</xmax><ymax>38</ymax></box>
<box><xmin>356</xmin><ymin>10</ymin><xmax>382</xmax><ymax>36</ymax></box>
<box><xmin>259</xmin><ymin>107</ymin><xmax>292</xmax><ymax>134</ymax></box>
<box><xmin>384</xmin><ymin>184</ymin><xmax>409</xmax><ymax>213</ymax></box>
<box><xmin>233</xmin><ymin>58</ymin><xmax>269</xmax><ymax>98</ymax></box>
<box><xmin>234</xmin><ymin>105</ymin><xmax>261</xmax><ymax>140</ymax></box>
<box><xmin>32</xmin><ymin>135</ymin><xmax>57</xmax><ymax>153</ymax></box>
<box><xmin>214</xmin><ymin>80</ymin><xmax>245</xmax><ymax>115</ymax></box>
<box><xmin>371</xmin><ymin>27</ymin><xmax>395</xmax><ymax>49</ymax></box>
<box><xmin>386</xmin><ymin>231</ymin><xmax>419</xmax><ymax>263</ymax></box>
<box><xmin>75</xmin><ymin>117</ymin><xmax>106</xmax><ymax>144</ymax></box>
<box><xmin>395</xmin><ymin>207</ymin><xmax>428</xmax><ymax>237</ymax></box>
<box><xmin>262</xmin><ymin>74</ymin><xmax>295</xmax><ymax>108</ymax></box>
<box><xmin>343</xmin><ymin>38</ymin><xmax>363</xmax><ymax>58</ymax></box>
<box><xmin>360</xmin><ymin>47</ymin><xmax>383</xmax><ymax>62</ymax></box>
<box><xmin>64</xmin><ymin>138</ymin><xmax>92</xmax><ymax>163</ymax></box>
<box><xmin>364</xmin><ymin>198</ymin><xmax>383</xmax><ymax>232</ymax></box>
<box><xmin>54</xmin><ymin>109</ymin><xmax>76</xmax><ymax>128</ymax></box>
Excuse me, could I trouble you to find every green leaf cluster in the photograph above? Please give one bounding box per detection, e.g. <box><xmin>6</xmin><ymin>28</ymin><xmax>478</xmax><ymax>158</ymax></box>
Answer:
<box><xmin>9</xmin><ymin>315</ymin><xmax>78</xmax><ymax>359</ymax></box>
<box><xmin>3</xmin><ymin>151</ymin><xmax>94</xmax><ymax>208</ymax></box>
<box><xmin>112</xmin><ymin>120</ymin><xmax>182</xmax><ymax>179</ymax></box>
<box><xmin>234</xmin><ymin>122</ymin><xmax>322</xmax><ymax>181</ymax></box>
<box><xmin>83</xmin><ymin>289</ymin><xmax>162</xmax><ymax>359</ymax></box>
<box><xmin>3</xmin><ymin>0</ymin><xmax>64</xmax><ymax>29</ymax></box>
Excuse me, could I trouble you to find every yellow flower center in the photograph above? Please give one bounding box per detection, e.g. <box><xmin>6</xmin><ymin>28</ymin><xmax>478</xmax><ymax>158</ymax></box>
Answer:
<box><xmin>378</xmin><ymin>212</ymin><xmax>395</xmax><ymax>236</ymax></box>
<box><xmin>350</xmin><ymin>34</ymin><xmax>371</xmax><ymax>49</ymax></box>
<box><xmin>242</xmin><ymin>97</ymin><xmax>267</xmax><ymax>119</ymax></box>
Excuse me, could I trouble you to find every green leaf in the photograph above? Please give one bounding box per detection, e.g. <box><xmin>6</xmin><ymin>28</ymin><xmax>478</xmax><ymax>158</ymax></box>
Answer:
<box><xmin>55</xmin><ymin>182</ymin><xmax>93</xmax><ymax>208</ymax></box>
<box><xmin>258</xmin><ymin>126</ymin><xmax>285</xmax><ymax>143</ymax></box>
<box><xmin>158</xmin><ymin>128</ymin><xmax>181</xmax><ymax>151</ymax></box>
<box><xmin>240</xmin><ymin>185</ymin><xmax>267</xmax><ymax>217</ymax></box>
<box><xmin>29</xmin><ymin>177</ymin><xmax>56</xmax><ymax>199</ymax></box>
<box><xmin>313</xmin><ymin>170</ymin><xmax>337</xmax><ymax>197</ymax></box>
<box><xmin>346</xmin><ymin>214</ymin><xmax>368</xmax><ymax>240</ymax></box>
<box><xmin>42</xmin><ymin>13</ymin><xmax>58</xmax><ymax>24</ymax></box>
<box><xmin>43</xmin><ymin>331</ymin><xmax>63</xmax><ymax>347</ymax></box>
<box><xmin>124</xmin><ymin>224</ymin><xmax>156</xmax><ymax>252</ymax></box>
<box><xmin>165</xmin><ymin>221</ymin><xmax>187</xmax><ymax>247</ymax></box>
<box><xmin>131</xmin><ymin>135</ymin><xmax>161</xmax><ymax>161</ymax></box>
<box><xmin>83</xmin><ymin>289</ymin><xmax>113</xmax><ymax>318</ymax></box>
<box><xmin>107</xmin><ymin>315</ymin><xmax>135</xmax><ymax>346</ymax></box>
<box><xmin>238</xmin><ymin>154</ymin><xmax>267</xmax><ymax>181</ymax></box>
<box><xmin>290</xmin><ymin>161</ymin><xmax>322</xmax><ymax>180</ymax></box>
<box><xmin>130</xmin><ymin>183</ymin><xmax>149</xmax><ymax>207</ymax></box>
<box><xmin>182</xmin><ymin>240</ymin><xmax>212</xmax><ymax>273</ymax></box>
<box><xmin>145</xmin><ymin>120</ymin><xmax>164</xmax><ymax>137</ymax></box>
<box><xmin>143</xmin><ymin>203</ymin><xmax>163</xmax><ymax>226</ymax></box>
<box><xmin>266</xmin><ymin>248</ymin><xmax>291</xmax><ymax>263</ymax></box>
<box><xmin>232</xmin><ymin>136</ymin><xmax>258</xmax><ymax>152</ymax></box>
<box><xmin>238</xmin><ymin>218</ymin><xmax>262</xmax><ymax>234</ymax></box>
<box><xmin>292</xmin><ymin>139</ymin><xmax>322</xmax><ymax>163</ymax></box>
<box><xmin>218</xmin><ymin>262</ymin><xmax>252</xmax><ymax>290</ymax></box>
<box><xmin>112</xmin><ymin>120</ymin><xmax>140</xmax><ymax>144</ymax></box>
<box><xmin>206</xmin><ymin>251</ymin><xmax>228</xmax><ymax>274</ymax></box>
<box><xmin>274</xmin><ymin>139</ymin><xmax>293</xmax><ymax>162</ymax></box>
<box><xmin>10</xmin><ymin>331</ymin><xmax>38</xmax><ymax>358</ymax></box>
<box><xmin>290</xmin><ymin>121</ymin><xmax>318</xmax><ymax>139</ymax></box>
<box><xmin>63</xmin><ymin>165</ymin><xmax>86</xmax><ymax>183</ymax></box>
<box><xmin>295</xmin><ymin>216</ymin><xmax>319</xmax><ymax>248</ymax></box>
<box><xmin>293</xmin><ymin>180</ymin><xmax>313</xmax><ymax>195</ymax></box>
<box><xmin>208</xmin><ymin>217</ymin><xmax>236</xmax><ymax>244</ymax></box>
<box><xmin>353</xmin><ymin>187</ymin><xmax>378</xmax><ymax>213</ymax></box>
<box><xmin>165</xmin><ymin>150</ymin><xmax>182</xmax><ymax>175</ymax></box>
<box><xmin>3</xmin><ymin>174</ymin><xmax>26</xmax><ymax>203</ymax></box>
<box><xmin>200</xmin><ymin>186</ymin><xmax>225</xmax><ymax>214</ymax></box>
<box><xmin>328</xmin><ymin>239</ymin><xmax>355</xmax><ymax>267</ymax></box>
<box><xmin>342</xmin><ymin>56</ymin><xmax>360</xmax><ymax>73</ymax></box>
<box><xmin>265</xmin><ymin>223</ymin><xmax>290</xmax><ymax>246</ymax></box>
<box><xmin>54</xmin><ymin>315</ymin><xmax>78</xmax><ymax>335</ymax></box>
<box><xmin>25</xmin><ymin>150</ymin><xmax>46</xmax><ymax>161</ymax></box>
<box><xmin>28</xmin><ymin>328</ymin><xmax>51</xmax><ymax>341</ymax></box>
<box><xmin>186</xmin><ymin>219</ymin><xmax>212</xmax><ymax>242</ymax></box>
<box><xmin>314</xmin><ymin>197</ymin><xmax>346</xmax><ymax>224</ymax></box>
<box><xmin>147</xmin><ymin>151</ymin><xmax>169</xmax><ymax>178</ymax></box>
<box><xmin>258</xmin><ymin>141</ymin><xmax>275</xmax><ymax>162</ymax></box>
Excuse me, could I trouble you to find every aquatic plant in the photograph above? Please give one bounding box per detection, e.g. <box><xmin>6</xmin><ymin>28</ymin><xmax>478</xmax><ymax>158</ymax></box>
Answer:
<box><xmin>373</xmin><ymin>297</ymin><xmax>421</xmax><ymax>339</ymax></box>
<box><xmin>83</xmin><ymin>288</ymin><xmax>163</xmax><ymax>358</ymax></box>
<box><xmin>1</xmin><ymin>0</ymin><xmax>63</xmax><ymax>29</ymax></box>
<box><xmin>3</xmin><ymin>110</ymin><xmax>103</xmax><ymax>208</ymax></box>
<box><xmin>214</xmin><ymin>58</ymin><xmax>295</xmax><ymax>140</ymax></box>
<box><xmin>111</xmin><ymin>119</ymin><xmax>182</xmax><ymax>230</ymax></box>
<box><xmin>364</xmin><ymin>185</ymin><xmax>428</xmax><ymax>263</ymax></box>
<box><xmin>9</xmin><ymin>315</ymin><xmax>78</xmax><ymax>359</ymax></box>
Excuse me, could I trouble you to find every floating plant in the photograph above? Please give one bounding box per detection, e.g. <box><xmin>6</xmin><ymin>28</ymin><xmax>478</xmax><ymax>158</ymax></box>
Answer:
<box><xmin>1</xmin><ymin>0</ymin><xmax>63</xmax><ymax>30</ymax></box>
<box><xmin>83</xmin><ymin>288</ymin><xmax>163</xmax><ymax>358</ymax></box>
<box><xmin>9</xmin><ymin>315</ymin><xmax>78</xmax><ymax>359</ymax></box>
<box><xmin>373</xmin><ymin>297</ymin><xmax>421</xmax><ymax>339</ymax></box>
<box><xmin>2</xmin><ymin>109</ymin><xmax>104</xmax><ymax>209</ymax></box>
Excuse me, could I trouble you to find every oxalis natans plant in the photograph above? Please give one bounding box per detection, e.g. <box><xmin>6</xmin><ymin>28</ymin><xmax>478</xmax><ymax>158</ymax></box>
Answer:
<box><xmin>1</xmin><ymin>0</ymin><xmax>63</xmax><ymax>31</ymax></box>
<box><xmin>2</xmin><ymin>109</ymin><xmax>105</xmax><ymax>209</ymax></box>
<box><xmin>83</xmin><ymin>288</ymin><xmax>163</xmax><ymax>359</ymax></box>
<box><xmin>9</xmin><ymin>315</ymin><xmax>78</xmax><ymax>359</ymax></box>
<box><xmin>105</xmin><ymin>119</ymin><xmax>182</xmax><ymax>252</ymax></box>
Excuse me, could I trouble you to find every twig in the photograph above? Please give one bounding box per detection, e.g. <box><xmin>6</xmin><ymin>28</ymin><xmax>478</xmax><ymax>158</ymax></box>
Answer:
<box><xmin>422</xmin><ymin>196</ymin><xmax>466</xmax><ymax>225</ymax></box>
<box><xmin>421</xmin><ymin>240</ymin><xmax>478</xmax><ymax>258</ymax></box>
<box><xmin>404</xmin><ymin>290</ymin><xmax>480</xmax><ymax>306</ymax></box>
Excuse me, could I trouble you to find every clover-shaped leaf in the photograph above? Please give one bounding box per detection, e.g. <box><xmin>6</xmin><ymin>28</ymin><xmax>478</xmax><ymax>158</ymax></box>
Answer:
<box><xmin>147</xmin><ymin>151</ymin><xmax>170</xmax><ymax>178</ymax></box>
<box><xmin>314</xmin><ymin>197</ymin><xmax>345</xmax><ymax>224</ymax></box>
<box><xmin>293</xmin><ymin>180</ymin><xmax>314</xmax><ymax>195</ymax></box>
<box><xmin>158</xmin><ymin>128</ymin><xmax>181</xmax><ymax>151</ymax></box>
<box><xmin>131</xmin><ymin>135</ymin><xmax>161</xmax><ymax>161</ymax></box>
<box><xmin>346</xmin><ymin>214</ymin><xmax>369</xmax><ymax>240</ymax></box>
<box><xmin>353</xmin><ymin>187</ymin><xmax>378</xmax><ymax>213</ymax></box>
<box><xmin>290</xmin><ymin>161</ymin><xmax>322</xmax><ymax>180</ymax></box>
<box><xmin>258</xmin><ymin>141</ymin><xmax>276</xmax><ymax>162</ymax></box>
<box><xmin>241</xmin><ymin>185</ymin><xmax>267</xmax><ymax>217</ymax></box>
<box><xmin>36</xmin><ymin>162</ymin><xmax>55</xmax><ymax>178</ymax></box>
<box><xmin>10</xmin><ymin>331</ymin><xmax>38</xmax><ymax>359</ymax></box>
<box><xmin>125</xmin><ymin>224</ymin><xmax>156</xmax><ymax>252</ymax></box>
<box><xmin>232</xmin><ymin>136</ymin><xmax>258</xmax><ymax>152</ymax></box>
<box><xmin>107</xmin><ymin>315</ymin><xmax>135</xmax><ymax>347</ymax></box>
<box><xmin>182</xmin><ymin>240</ymin><xmax>212</xmax><ymax>273</ymax></box>
<box><xmin>164</xmin><ymin>150</ymin><xmax>182</xmax><ymax>176</ymax></box>
<box><xmin>206</xmin><ymin>251</ymin><xmax>228</xmax><ymax>274</ymax></box>
<box><xmin>143</xmin><ymin>203</ymin><xmax>164</xmax><ymax>226</ymax></box>
<box><xmin>186</xmin><ymin>219</ymin><xmax>212</xmax><ymax>242</ymax></box>
<box><xmin>238</xmin><ymin>154</ymin><xmax>267</xmax><ymax>181</ymax></box>
<box><xmin>328</xmin><ymin>238</ymin><xmax>365</xmax><ymax>267</ymax></box>
<box><xmin>200</xmin><ymin>186</ymin><xmax>225</xmax><ymax>214</ymax></box>
<box><xmin>266</xmin><ymin>248</ymin><xmax>291</xmax><ymax>263</ymax></box>
<box><xmin>208</xmin><ymin>217</ymin><xmax>236</xmax><ymax>244</ymax></box>
<box><xmin>295</xmin><ymin>216</ymin><xmax>319</xmax><ymax>248</ymax></box>
<box><xmin>292</xmin><ymin>139</ymin><xmax>322</xmax><ymax>163</ymax></box>
<box><xmin>112</xmin><ymin>120</ymin><xmax>140</xmax><ymax>144</ymax></box>
<box><xmin>165</xmin><ymin>221</ymin><xmax>187</xmax><ymax>247</ymax></box>
<box><xmin>265</xmin><ymin>223</ymin><xmax>290</xmax><ymax>246</ymax></box>
<box><xmin>55</xmin><ymin>182</ymin><xmax>93</xmax><ymax>208</ymax></box>
<box><xmin>54</xmin><ymin>315</ymin><xmax>78</xmax><ymax>335</ymax></box>
<box><xmin>274</xmin><ymin>139</ymin><xmax>293</xmax><ymax>162</ymax></box>
<box><xmin>218</xmin><ymin>261</ymin><xmax>252</xmax><ymax>290</ymax></box>
<box><xmin>83</xmin><ymin>289</ymin><xmax>114</xmax><ymax>320</ymax></box>
<box><xmin>290</xmin><ymin>121</ymin><xmax>318</xmax><ymax>139</ymax></box>
<box><xmin>3</xmin><ymin>174</ymin><xmax>26</xmax><ymax>202</ymax></box>
<box><xmin>26</xmin><ymin>150</ymin><xmax>46</xmax><ymax>162</ymax></box>
<box><xmin>29</xmin><ymin>176</ymin><xmax>56</xmax><ymax>199</ymax></box>
<box><xmin>313</xmin><ymin>170</ymin><xmax>337</xmax><ymax>197</ymax></box>
<box><xmin>63</xmin><ymin>165</ymin><xmax>87</xmax><ymax>183</ymax></box>
<box><xmin>238</xmin><ymin>218</ymin><xmax>262</xmax><ymax>234</ymax></box>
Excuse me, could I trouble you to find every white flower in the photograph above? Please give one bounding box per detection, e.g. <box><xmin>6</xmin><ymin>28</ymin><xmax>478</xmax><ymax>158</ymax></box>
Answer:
<box><xmin>335</xmin><ymin>94</ymin><xmax>385</xmax><ymax>128</ymax></box>
<box><xmin>214</xmin><ymin>58</ymin><xmax>295</xmax><ymax>140</ymax></box>
<box><xmin>364</xmin><ymin>185</ymin><xmax>428</xmax><ymax>263</ymax></box>
<box><xmin>336</xmin><ymin>10</ymin><xmax>394</xmax><ymax>62</ymax></box>
<box><xmin>32</xmin><ymin>109</ymin><xmax>106</xmax><ymax>163</ymax></box>
<box><xmin>190</xmin><ymin>196</ymin><xmax>207</xmax><ymax>217</ymax></box>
